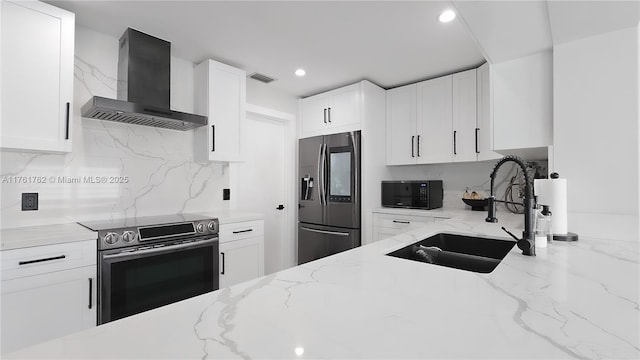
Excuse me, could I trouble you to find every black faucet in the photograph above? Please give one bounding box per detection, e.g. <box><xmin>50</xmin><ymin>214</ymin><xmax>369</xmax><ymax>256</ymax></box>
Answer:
<box><xmin>485</xmin><ymin>155</ymin><xmax>536</xmax><ymax>256</ymax></box>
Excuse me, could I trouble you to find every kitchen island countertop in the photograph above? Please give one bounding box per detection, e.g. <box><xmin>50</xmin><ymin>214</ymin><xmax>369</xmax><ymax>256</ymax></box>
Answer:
<box><xmin>6</xmin><ymin>210</ymin><xmax>639</xmax><ymax>359</ymax></box>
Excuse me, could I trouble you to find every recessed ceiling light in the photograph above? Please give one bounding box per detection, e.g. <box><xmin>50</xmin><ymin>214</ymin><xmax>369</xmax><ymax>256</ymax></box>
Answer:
<box><xmin>295</xmin><ymin>69</ymin><xmax>306</xmax><ymax>77</ymax></box>
<box><xmin>438</xmin><ymin>9</ymin><xmax>456</xmax><ymax>23</ymax></box>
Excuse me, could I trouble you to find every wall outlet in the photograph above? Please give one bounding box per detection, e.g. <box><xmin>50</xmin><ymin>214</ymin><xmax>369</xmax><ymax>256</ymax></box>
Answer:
<box><xmin>22</xmin><ymin>193</ymin><xmax>38</xmax><ymax>211</ymax></box>
<box><xmin>223</xmin><ymin>188</ymin><xmax>230</xmax><ymax>201</ymax></box>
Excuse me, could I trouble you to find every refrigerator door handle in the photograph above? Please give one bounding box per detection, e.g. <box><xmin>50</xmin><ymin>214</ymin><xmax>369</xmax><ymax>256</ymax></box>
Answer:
<box><xmin>317</xmin><ymin>143</ymin><xmax>325</xmax><ymax>205</ymax></box>
<box><xmin>322</xmin><ymin>143</ymin><xmax>328</xmax><ymax>205</ymax></box>
<box><xmin>300</xmin><ymin>226</ymin><xmax>350</xmax><ymax>237</ymax></box>
<box><xmin>349</xmin><ymin>132</ymin><xmax>358</xmax><ymax>204</ymax></box>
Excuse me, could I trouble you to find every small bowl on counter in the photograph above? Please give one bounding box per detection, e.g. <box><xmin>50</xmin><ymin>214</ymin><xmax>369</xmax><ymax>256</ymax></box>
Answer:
<box><xmin>462</xmin><ymin>198</ymin><xmax>489</xmax><ymax>211</ymax></box>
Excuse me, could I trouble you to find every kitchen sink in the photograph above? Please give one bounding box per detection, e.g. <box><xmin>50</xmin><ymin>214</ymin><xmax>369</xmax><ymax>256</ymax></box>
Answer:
<box><xmin>386</xmin><ymin>233</ymin><xmax>516</xmax><ymax>273</ymax></box>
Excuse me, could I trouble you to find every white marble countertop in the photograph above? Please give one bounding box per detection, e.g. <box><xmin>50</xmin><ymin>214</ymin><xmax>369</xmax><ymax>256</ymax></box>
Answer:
<box><xmin>0</xmin><ymin>223</ymin><xmax>96</xmax><ymax>251</ymax></box>
<box><xmin>6</xmin><ymin>211</ymin><xmax>639</xmax><ymax>359</ymax></box>
<box><xmin>201</xmin><ymin>210</ymin><xmax>264</xmax><ymax>225</ymax></box>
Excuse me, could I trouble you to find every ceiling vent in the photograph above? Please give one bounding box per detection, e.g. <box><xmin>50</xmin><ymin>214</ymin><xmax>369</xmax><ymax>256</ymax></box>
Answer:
<box><xmin>248</xmin><ymin>72</ymin><xmax>276</xmax><ymax>84</ymax></box>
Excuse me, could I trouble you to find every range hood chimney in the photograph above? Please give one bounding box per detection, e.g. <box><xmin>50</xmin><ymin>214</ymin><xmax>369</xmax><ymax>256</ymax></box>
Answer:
<box><xmin>81</xmin><ymin>28</ymin><xmax>207</xmax><ymax>131</ymax></box>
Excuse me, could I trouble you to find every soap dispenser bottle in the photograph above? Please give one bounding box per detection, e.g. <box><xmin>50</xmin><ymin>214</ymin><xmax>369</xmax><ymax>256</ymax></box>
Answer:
<box><xmin>541</xmin><ymin>205</ymin><xmax>552</xmax><ymax>243</ymax></box>
<box><xmin>534</xmin><ymin>204</ymin><xmax>551</xmax><ymax>248</ymax></box>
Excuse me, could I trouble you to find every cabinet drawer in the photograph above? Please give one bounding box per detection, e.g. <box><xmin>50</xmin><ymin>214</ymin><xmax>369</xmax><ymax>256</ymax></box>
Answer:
<box><xmin>373</xmin><ymin>214</ymin><xmax>434</xmax><ymax>230</ymax></box>
<box><xmin>1</xmin><ymin>240</ymin><xmax>96</xmax><ymax>281</ymax></box>
<box><xmin>219</xmin><ymin>220</ymin><xmax>264</xmax><ymax>243</ymax></box>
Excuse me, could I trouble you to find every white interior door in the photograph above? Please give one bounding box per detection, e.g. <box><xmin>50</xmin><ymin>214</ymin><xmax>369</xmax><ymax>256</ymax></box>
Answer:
<box><xmin>231</xmin><ymin>113</ymin><xmax>288</xmax><ymax>274</ymax></box>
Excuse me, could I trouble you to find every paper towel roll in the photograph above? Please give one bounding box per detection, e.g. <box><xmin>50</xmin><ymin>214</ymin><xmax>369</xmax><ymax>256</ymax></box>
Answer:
<box><xmin>534</xmin><ymin>178</ymin><xmax>568</xmax><ymax>234</ymax></box>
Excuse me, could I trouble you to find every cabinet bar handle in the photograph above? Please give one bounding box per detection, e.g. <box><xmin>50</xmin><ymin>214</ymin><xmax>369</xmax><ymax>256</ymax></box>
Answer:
<box><xmin>393</xmin><ymin>220</ymin><xmax>410</xmax><ymax>224</ymax></box>
<box><xmin>19</xmin><ymin>255</ymin><xmax>65</xmax><ymax>265</ymax></box>
<box><xmin>411</xmin><ymin>136</ymin><xmax>415</xmax><ymax>157</ymax></box>
<box><xmin>65</xmin><ymin>102</ymin><xmax>70</xmax><ymax>140</ymax></box>
<box><xmin>475</xmin><ymin>128</ymin><xmax>480</xmax><ymax>154</ymax></box>
<box><xmin>88</xmin><ymin>278</ymin><xmax>93</xmax><ymax>309</ymax></box>
<box><xmin>323</xmin><ymin>109</ymin><xmax>327</xmax><ymax>124</ymax></box>
<box><xmin>221</xmin><ymin>252</ymin><xmax>225</xmax><ymax>275</ymax></box>
<box><xmin>417</xmin><ymin>135</ymin><xmax>421</xmax><ymax>157</ymax></box>
<box><xmin>232</xmin><ymin>229</ymin><xmax>253</xmax><ymax>234</ymax></box>
<box><xmin>453</xmin><ymin>130</ymin><xmax>457</xmax><ymax>155</ymax></box>
<box><xmin>328</xmin><ymin>107</ymin><xmax>331</xmax><ymax>123</ymax></box>
<box><xmin>211</xmin><ymin>125</ymin><xmax>215</xmax><ymax>152</ymax></box>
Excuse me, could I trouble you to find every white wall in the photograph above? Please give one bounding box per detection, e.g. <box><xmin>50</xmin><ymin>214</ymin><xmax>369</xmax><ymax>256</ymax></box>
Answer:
<box><xmin>0</xmin><ymin>26</ymin><xmax>229</xmax><ymax>228</ymax></box>
<box><xmin>246</xmin><ymin>79</ymin><xmax>298</xmax><ymax>116</ymax></box>
<box><xmin>553</xmin><ymin>26</ymin><xmax>639</xmax><ymax>237</ymax></box>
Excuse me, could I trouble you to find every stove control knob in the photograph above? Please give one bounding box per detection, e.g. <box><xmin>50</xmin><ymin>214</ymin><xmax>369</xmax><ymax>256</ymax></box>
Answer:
<box><xmin>196</xmin><ymin>223</ymin><xmax>205</xmax><ymax>233</ymax></box>
<box><xmin>121</xmin><ymin>231</ymin><xmax>137</xmax><ymax>243</ymax></box>
<box><xmin>104</xmin><ymin>232</ymin><xmax>119</xmax><ymax>245</ymax></box>
<box><xmin>207</xmin><ymin>221</ymin><xmax>217</xmax><ymax>232</ymax></box>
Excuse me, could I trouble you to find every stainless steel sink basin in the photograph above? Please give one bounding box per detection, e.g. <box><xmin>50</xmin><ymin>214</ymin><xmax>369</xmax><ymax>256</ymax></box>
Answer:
<box><xmin>386</xmin><ymin>233</ymin><xmax>516</xmax><ymax>273</ymax></box>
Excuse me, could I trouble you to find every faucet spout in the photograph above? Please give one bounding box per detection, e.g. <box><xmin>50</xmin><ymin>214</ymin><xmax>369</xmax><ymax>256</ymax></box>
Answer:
<box><xmin>486</xmin><ymin>155</ymin><xmax>536</xmax><ymax>256</ymax></box>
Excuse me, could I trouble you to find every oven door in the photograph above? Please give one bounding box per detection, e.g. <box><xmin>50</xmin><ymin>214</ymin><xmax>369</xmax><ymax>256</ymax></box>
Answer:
<box><xmin>98</xmin><ymin>236</ymin><xmax>218</xmax><ymax>324</ymax></box>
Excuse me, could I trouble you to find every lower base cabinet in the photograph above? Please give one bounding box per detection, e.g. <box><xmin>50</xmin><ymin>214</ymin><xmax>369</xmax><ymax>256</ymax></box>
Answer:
<box><xmin>372</xmin><ymin>211</ymin><xmax>448</xmax><ymax>242</ymax></box>
<box><xmin>219</xmin><ymin>220</ymin><xmax>265</xmax><ymax>288</ymax></box>
<box><xmin>1</xmin><ymin>240</ymin><xmax>96</xmax><ymax>354</ymax></box>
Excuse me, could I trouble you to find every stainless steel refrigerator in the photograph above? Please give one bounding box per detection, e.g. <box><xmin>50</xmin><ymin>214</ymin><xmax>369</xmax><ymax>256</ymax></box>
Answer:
<box><xmin>298</xmin><ymin>130</ymin><xmax>361</xmax><ymax>265</ymax></box>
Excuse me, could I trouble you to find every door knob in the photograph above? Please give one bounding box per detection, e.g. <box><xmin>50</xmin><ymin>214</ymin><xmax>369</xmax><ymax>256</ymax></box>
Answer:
<box><xmin>276</xmin><ymin>204</ymin><xmax>285</xmax><ymax>210</ymax></box>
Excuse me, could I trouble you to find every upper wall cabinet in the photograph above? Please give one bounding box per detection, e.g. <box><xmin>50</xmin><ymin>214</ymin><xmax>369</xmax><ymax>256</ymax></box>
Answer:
<box><xmin>1</xmin><ymin>1</ymin><xmax>75</xmax><ymax>153</ymax></box>
<box><xmin>386</xmin><ymin>75</ymin><xmax>454</xmax><ymax>165</ymax></box>
<box><xmin>491</xmin><ymin>51</ymin><xmax>553</xmax><ymax>159</ymax></box>
<box><xmin>416</xmin><ymin>75</ymin><xmax>453</xmax><ymax>164</ymax></box>
<box><xmin>385</xmin><ymin>58</ymin><xmax>548</xmax><ymax>166</ymax></box>
<box><xmin>476</xmin><ymin>63</ymin><xmax>502</xmax><ymax>161</ymax></box>
<box><xmin>194</xmin><ymin>59</ymin><xmax>246</xmax><ymax>162</ymax></box>
<box><xmin>451</xmin><ymin>69</ymin><xmax>478</xmax><ymax>162</ymax></box>
<box><xmin>386</xmin><ymin>84</ymin><xmax>417</xmax><ymax>165</ymax></box>
<box><xmin>300</xmin><ymin>83</ymin><xmax>361</xmax><ymax>138</ymax></box>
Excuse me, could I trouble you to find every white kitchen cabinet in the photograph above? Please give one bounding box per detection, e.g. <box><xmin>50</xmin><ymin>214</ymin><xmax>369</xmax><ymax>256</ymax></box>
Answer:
<box><xmin>218</xmin><ymin>220</ymin><xmax>264</xmax><ymax>288</ymax></box>
<box><xmin>386</xmin><ymin>84</ymin><xmax>417</xmax><ymax>165</ymax></box>
<box><xmin>372</xmin><ymin>212</ymin><xmax>438</xmax><ymax>242</ymax></box>
<box><xmin>1</xmin><ymin>240</ymin><xmax>96</xmax><ymax>355</ymax></box>
<box><xmin>416</xmin><ymin>75</ymin><xmax>453</xmax><ymax>164</ymax></box>
<box><xmin>300</xmin><ymin>83</ymin><xmax>361</xmax><ymax>138</ymax></box>
<box><xmin>452</xmin><ymin>69</ymin><xmax>478</xmax><ymax>162</ymax></box>
<box><xmin>0</xmin><ymin>0</ymin><xmax>74</xmax><ymax>153</ymax></box>
<box><xmin>386</xmin><ymin>65</ymin><xmax>506</xmax><ymax>166</ymax></box>
<box><xmin>476</xmin><ymin>63</ymin><xmax>502</xmax><ymax>161</ymax></box>
<box><xmin>386</xmin><ymin>75</ymin><xmax>453</xmax><ymax>165</ymax></box>
<box><xmin>194</xmin><ymin>59</ymin><xmax>246</xmax><ymax>162</ymax></box>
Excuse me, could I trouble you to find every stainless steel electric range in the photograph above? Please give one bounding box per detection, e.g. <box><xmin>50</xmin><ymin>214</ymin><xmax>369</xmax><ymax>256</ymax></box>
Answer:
<box><xmin>78</xmin><ymin>214</ymin><xmax>219</xmax><ymax>325</ymax></box>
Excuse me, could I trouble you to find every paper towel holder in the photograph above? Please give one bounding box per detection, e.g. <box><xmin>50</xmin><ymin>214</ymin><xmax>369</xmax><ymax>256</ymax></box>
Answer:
<box><xmin>541</xmin><ymin>173</ymin><xmax>579</xmax><ymax>242</ymax></box>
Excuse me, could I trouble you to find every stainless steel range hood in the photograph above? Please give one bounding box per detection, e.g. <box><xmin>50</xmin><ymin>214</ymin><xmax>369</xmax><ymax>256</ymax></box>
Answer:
<box><xmin>81</xmin><ymin>28</ymin><xmax>207</xmax><ymax>131</ymax></box>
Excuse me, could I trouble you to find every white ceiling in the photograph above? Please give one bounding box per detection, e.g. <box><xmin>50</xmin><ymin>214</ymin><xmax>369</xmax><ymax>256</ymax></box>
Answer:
<box><xmin>547</xmin><ymin>0</ymin><xmax>640</xmax><ymax>45</ymax></box>
<box><xmin>452</xmin><ymin>0</ymin><xmax>639</xmax><ymax>65</ymax></box>
<box><xmin>45</xmin><ymin>1</ymin><xmax>486</xmax><ymax>98</ymax></box>
<box><xmin>452</xmin><ymin>0</ymin><xmax>553</xmax><ymax>63</ymax></box>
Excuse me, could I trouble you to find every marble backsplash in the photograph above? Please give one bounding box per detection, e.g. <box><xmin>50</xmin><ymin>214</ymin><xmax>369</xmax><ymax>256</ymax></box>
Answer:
<box><xmin>387</xmin><ymin>160</ymin><xmax>548</xmax><ymax>211</ymax></box>
<box><xmin>0</xmin><ymin>27</ymin><xmax>228</xmax><ymax>229</ymax></box>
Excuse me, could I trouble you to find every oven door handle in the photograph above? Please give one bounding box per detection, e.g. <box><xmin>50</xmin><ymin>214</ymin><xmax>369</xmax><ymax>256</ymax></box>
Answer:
<box><xmin>102</xmin><ymin>238</ymin><xmax>217</xmax><ymax>260</ymax></box>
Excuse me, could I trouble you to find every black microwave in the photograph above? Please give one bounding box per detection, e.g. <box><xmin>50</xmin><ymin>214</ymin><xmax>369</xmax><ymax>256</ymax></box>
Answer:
<box><xmin>381</xmin><ymin>180</ymin><xmax>443</xmax><ymax>210</ymax></box>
